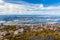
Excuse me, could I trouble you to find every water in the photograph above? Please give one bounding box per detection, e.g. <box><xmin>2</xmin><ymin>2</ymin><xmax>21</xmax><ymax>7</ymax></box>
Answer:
<box><xmin>0</xmin><ymin>15</ymin><xmax>60</xmax><ymax>24</ymax></box>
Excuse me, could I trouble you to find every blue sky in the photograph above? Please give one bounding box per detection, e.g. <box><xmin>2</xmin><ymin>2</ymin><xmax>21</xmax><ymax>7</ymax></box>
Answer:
<box><xmin>4</xmin><ymin>0</ymin><xmax>60</xmax><ymax>6</ymax></box>
<box><xmin>0</xmin><ymin>0</ymin><xmax>60</xmax><ymax>15</ymax></box>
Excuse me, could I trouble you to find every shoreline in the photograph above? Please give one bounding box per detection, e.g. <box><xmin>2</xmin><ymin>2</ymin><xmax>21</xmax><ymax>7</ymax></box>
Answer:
<box><xmin>0</xmin><ymin>22</ymin><xmax>59</xmax><ymax>26</ymax></box>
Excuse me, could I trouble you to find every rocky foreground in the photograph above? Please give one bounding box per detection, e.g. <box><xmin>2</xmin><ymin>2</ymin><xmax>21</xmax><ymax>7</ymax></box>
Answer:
<box><xmin>0</xmin><ymin>23</ymin><xmax>60</xmax><ymax>40</ymax></box>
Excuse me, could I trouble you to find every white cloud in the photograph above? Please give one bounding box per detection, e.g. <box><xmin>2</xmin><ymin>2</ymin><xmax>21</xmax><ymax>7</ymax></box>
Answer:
<box><xmin>0</xmin><ymin>0</ymin><xmax>60</xmax><ymax>15</ymax></box>
<box><xmin>43</xmin><ymin>6</ymin><xmax>60</xmax><ymax>10</ymax></box>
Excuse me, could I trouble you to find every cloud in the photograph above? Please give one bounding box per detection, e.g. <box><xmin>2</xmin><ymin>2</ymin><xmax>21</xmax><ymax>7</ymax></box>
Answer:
<box><xmin>0</xmin><ymin>0</ymin><xmax>60</xmax><ymax>15</ymax></box>
<box><xmin>0</xmin><ymin>0</ymin><xmax>44</xmax><ymax>15</ymax></box>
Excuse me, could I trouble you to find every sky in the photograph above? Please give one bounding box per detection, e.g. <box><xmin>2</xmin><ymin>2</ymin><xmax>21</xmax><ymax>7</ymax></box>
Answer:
<box><xmin>0</xmin><ymin>0</ymin><xmax>60</xmax><ymax>15</ymax></box>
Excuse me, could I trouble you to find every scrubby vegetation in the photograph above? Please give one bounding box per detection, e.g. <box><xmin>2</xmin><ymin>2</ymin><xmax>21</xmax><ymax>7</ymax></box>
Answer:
<box><xmin>1</xmin><ymin>29</ymin><xmax>60</xmax><ymax>40</ymax></box>
<box><xmin>0</xmin><ymin>23</ymin><xmax>60</xmax><ymax>40</ymax></box>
